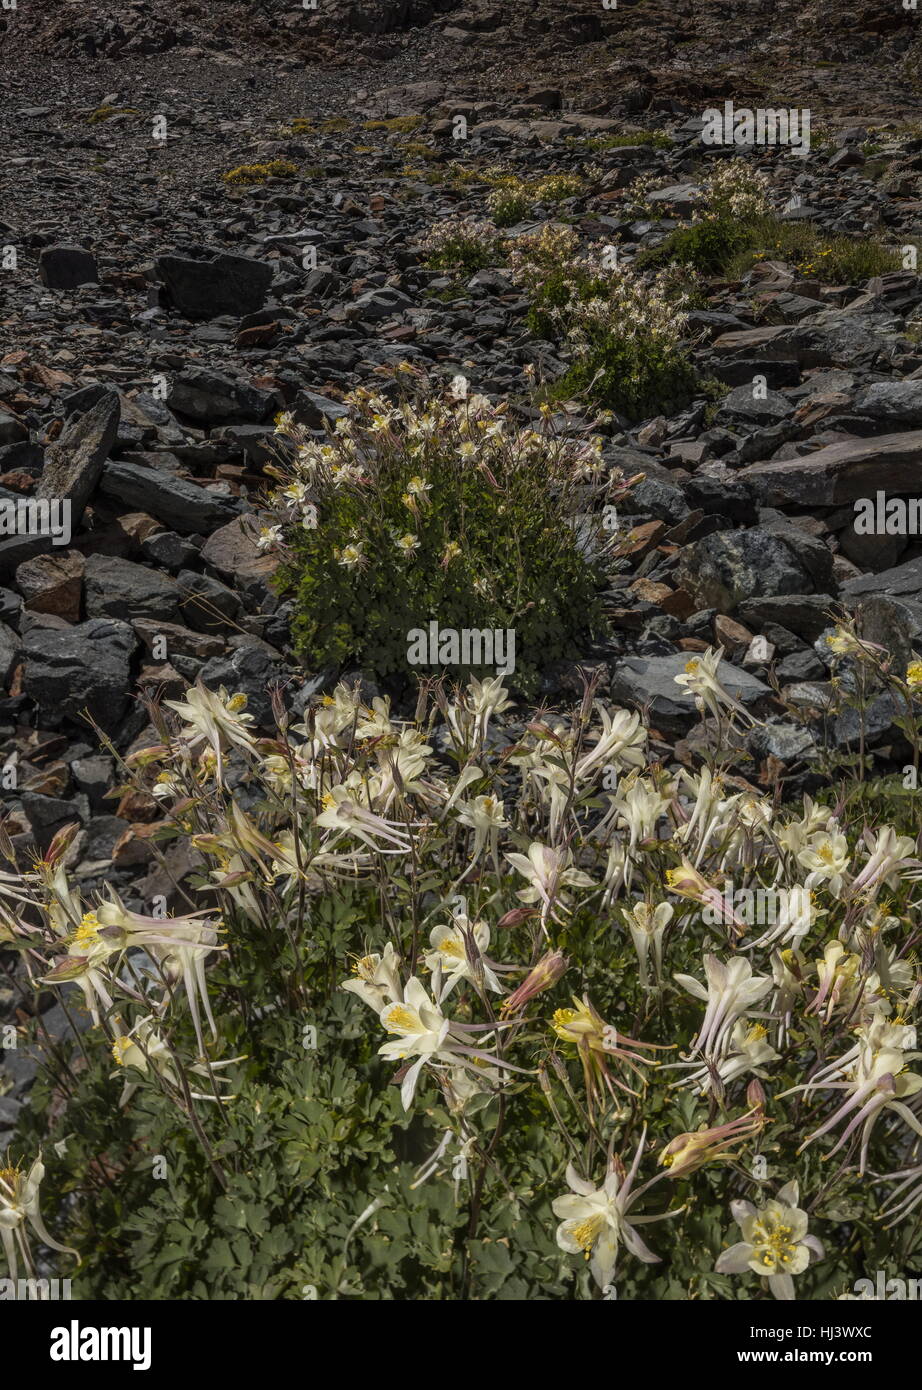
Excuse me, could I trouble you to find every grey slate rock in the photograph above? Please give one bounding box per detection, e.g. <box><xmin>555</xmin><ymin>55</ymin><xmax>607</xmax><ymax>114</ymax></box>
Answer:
<box><xmin>675</xmin><ymin>527</ymin><xmax>829</xmax><ymax>614</ymax></box>
<box><xmin>22</xmin><ymin>790</ymin><xmax>89</xmax><ymax>852</ymax></box>
<box><xmin>177</xmin><ymin>570</ymin><xmax>242</xmax><ymax>634</ymax></box>
<box><xmin>71</xmin><ymin>754</ymin><xmax>116</xmax><ymax>810</ymax></box>
<box><xmin>22</xmin><ymin>617</ymin><xmax>138</xmax><ymax>732</ymax></box>
<box><xmin>84</xmin><ymin>554</ymin><xmax>181</xmax><ymax>625</ymax></box>
<box><xmin>154</xmin><ymin>247</ymin><xmax>273</xmax><ymax>319</ymax></box>
<box><xmin>714</xmin><ymin>384</ymin><xmax>793</xmax><ymax>427</ymax></box>
<box><xmin>748</xmin><ymin>722</ymin><xmax>818</xmax><ymax>762</ymax></box>
<box><xmin>168</xmin><ymin>367</ymin><xmax>280</xmax><ymax>426</ymax></box>
<box><xmin>38</xmin><ymin>389</ymin><xmax>120</xmax><ymax>523</ymax></box>
<box><xmin>608</xmin><ymin>652</ymin><xmax>771</xmax><ymax>734</ymax></box>
<box><xmin>853</xmin><ymin>380</ymin><xmax>922</xmax><ymax>425</ymax></box>
<box><xmin>99</xmin><ymin>460</ymin><xmax>239</xmax><ymax>534</ymax></box>
<box><xmin>842</xmin><ymin>555</ymin><xmax>922</xmax><ymax>602</ymax></box>
<box><xmin>38</xmin><ymin>243</ymin><xmax>98</xmax><ymax>289</ymax></box>
<box><xmin>140</xmin><ymin>530</ymin><xmax>201</xmax><ymax>572</ymax></box>
<box><xmin>738</xmin><ymin>594</ymin><xmax>838</xmax><ymax>641</ymax></box>
<box><xmin>0</xmin><ymin>620</ymin><xmax>20</xmax><ymax>688</ymax></box>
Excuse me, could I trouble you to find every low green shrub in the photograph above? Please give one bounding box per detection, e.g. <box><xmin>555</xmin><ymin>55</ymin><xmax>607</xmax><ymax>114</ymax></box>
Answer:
<box><xmin>269</xmin><ymin>371</ymin><xmax>625</xmax><ymax>693</ymax></box>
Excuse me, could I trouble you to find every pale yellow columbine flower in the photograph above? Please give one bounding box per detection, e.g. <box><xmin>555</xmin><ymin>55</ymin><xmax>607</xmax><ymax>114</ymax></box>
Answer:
<box><xmin>335</xmin><ymin>542</ymin><xmax>365</xmax><ymax>569</ymax></box>
<box><xmin>423</xmin><ymin>917</ymin><xmax>502</xmax><ymax>1000</ymax></box>
<box><xmin>110</xmin><ymin>1015</ymin><xmax>239</xmax><ymax>1107</ymax></box>
<box><xmin>673</xmin><ymin>645</ymin><xmax>756</xmax><ymax>726</ymax></box>
<box><xmin>0</xmin><ymin>1155</ymin><xmax>78</xmax><ymax>1282</ymax></box>
<box><xmin>906</xmin><ymin>660</ymin><xmax>922</xmax><ymax>693</ymax></box>
<box><xmin>454</xmin><ymin>794</ymin><xmax>509</xmax><ymax>860</ymax></box>
<box><xmin>715</xmin><ymin>1181</ymin><xmax>823</xmax><ymax>1300</ymax></box>
<box><xmin>164</xmin><ymin>683</ymin><xmax>256</xmax><ymax>784</ymax></box>
<box><xmin>552</xmin><ymin>1129</ymin><xmax>683</xmax><ymax>1289</ymax></box>
<box><xmin>552</xmin><ymin>994</ymin><xmax>664</xmax><ymax>1111</ymax></box>
<box><xmin>622</xmin><ymin>900</ymin><xmax>672</xmax><ymax>988</ymax></box>
<box><xmin>395</xmin><ymin>532</ymin><xmax>420</xmax><ymax>556</ymax></box>
<box><xmin>796</xmin><ymin>829</ymin><xmax>850</xmax><ymax>896</ymax></box>
<box><xmin>255</xmin><ymin>524</ymin><xmax>283</xmax><ymax>553</ymax></box>
<box><xmin>659</xmin><ymin>1106</ymin><xmax>766</xmax><ymax>1178</ymax></box>
<box><xmin>341</xmin><ymin>942</ymin><xmax>403</xmax><ymax>1012</ymax></box>
<box><xmin>824</xmin><ymin>627</ymin><xmax>863</xmax><ymax>657</ymax></box>
<box><xmin>674</xmin><ymin>954</ymin><xmax>773</xmax><ymax>1062</ymax></box>
<box><xmin>576</xmin><ymin>705</ymin><xmax>646</xmax><ymax>780</ymax></box>
<box><xmin>781</xmin><ymin>1015</ymin><xmax>922</xmax><ymax>1173</ymax></box>
<box><xmin>378</xmin><ymin>977</ymin><xmax>453</xmax><ymax>1109</ymax></box>
<box><xmin>670</xmin><ymin>1018</ymin><xmax>780</xmax><ymax>1095</ymax></box>
<box><xmin>441</xmin><ymin>540</ymin><xmax>462</xmax><ymax>567</ymax></box>
<box><xmin>505</xmin><ymin>841</ymin><xmax>594</xmax><ymax>928</ymax></box>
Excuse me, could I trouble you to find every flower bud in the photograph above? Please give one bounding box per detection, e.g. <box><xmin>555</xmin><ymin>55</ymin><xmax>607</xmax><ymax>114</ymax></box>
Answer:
<box><xmin>500</xmin><ymin>950</ymin><xmax>567</xmax><ymax>1016</ymax></box>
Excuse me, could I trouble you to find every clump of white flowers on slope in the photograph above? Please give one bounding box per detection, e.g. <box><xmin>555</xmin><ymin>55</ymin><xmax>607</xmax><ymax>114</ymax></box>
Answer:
<box><xmin>4</xmin><ymin>622</ymin><xmax>922</xmax><ymax>1298</ymax></box>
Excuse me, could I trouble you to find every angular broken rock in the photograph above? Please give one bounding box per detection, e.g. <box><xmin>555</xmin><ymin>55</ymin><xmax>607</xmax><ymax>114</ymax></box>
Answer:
<box><xmin>131</xmin><ymin>618</ymin><xmax>224</xmax><ymax>661</ymax></box>
<box><xmin>841</xmin><ymin>555</ymin><xmax>922</xmax><ymax>602</ymax></box>
<box><xmin>853</xmin><ymin>381</ymin><xmax>922</xmax><ymax>426</ymax></box>
<box><xmin>98</xmin><ymin>460</ymin><xmax>239</xmax><ymax>535</ymax></box>
<box><xmin>154</xmin><ymin>247</ymin><xmax>273</xmax><ymax>319</ymax></box>
<box><xmin>38</xmin><ymin>389</ymin><xmax>120</xmax><ymax>523</ymax></box>
<box><xmin>737</xmin><ymin>594</ymin><xmax>837</xmax><ymax>642</ymax></box>
<box><xmin>38</xmin><ymin>244</ymin><xmax>98</xmax><ymax>290</ymax></box>
<box><xmin>84</xmin><ymin>553</ymin><xmax>181</xmax><ymax>626</ymax></box>
<box><xmin>200</xmin><ymin>515</ymin><xmax>279</xmax><ymax>597</ymax></box>
<box><xmin>167</xmin><ymin>367</ymin><xmax>279</xmax><ymax>426</ymax></box>
<box><xmin>15</xmin><ymin>550</ymin><xmax>85</xmax><ymax>621</ymax></box>
<box><xmin>23</xmin><ymin>617</ymin><xmax>137</xmax><ymax>732</ymax></box>
<box><xmin>675</xmin><ymin>527</ymin><xmax>830</xmax><ymax>614</ymax></box>
<box><xmin>739</xmin><ymin>433</ymin><xmax>922</xmax><ymax>506</ymax></box>
<box><xmin>0</xmin><ymin>620</ymin><xmax>20</xmax><ymax>689</ymax></box>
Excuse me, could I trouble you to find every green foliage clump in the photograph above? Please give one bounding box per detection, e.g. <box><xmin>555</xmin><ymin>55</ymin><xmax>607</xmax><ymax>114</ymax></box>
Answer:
<box><xmin>421</xmin><ymin>217</ymin><xmax>504</xmax><ymax>273</ymax></box>
<box><xmin>87</xmin><ymin>105</ymin><xmax>140</xmax><ymax>123</ymax></box>
<box><xmin>271</xmin><ymin>374</ymin><xmax>620</xmax><ymax>693</ymax></box>
<box><xmin>223</xmin><ymin>160</ymin><xmax>299</xmax><ymax>185</ymax></box>
<box><xmin>634</xmin><ymin>161</ymin><xmax>900</xmax><ymax>286</ymax></box>
<box><xmin>510</xmin><ymin>224</ymin><xmax>697</xmax><ymax>420</ymax></box>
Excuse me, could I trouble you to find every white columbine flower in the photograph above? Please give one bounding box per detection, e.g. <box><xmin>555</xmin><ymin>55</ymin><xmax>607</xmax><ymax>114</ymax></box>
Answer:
<box><xmin>715</xmin><ymin>1181</ymin><xmax>824</xmax><ymax>1300</ymax></box>
<box><xmin>622</xmin><ymin>901</ymin><xmax>672</xmax><ymax>989</ymax></box>
<box><xmin>424</xmin><ymin>916</ymin><xmax>502</xmax><ymax>1001</ymax></box>
<box><xmin>506</xmin><ymin>841</ymin><xmax>594</xmax><ymax>930</ymax></box>
<box><xmin>796</xmin><ymin>830</ymin><xmax>850</xmax><ymax>896</ymax></box>
<box><xmin>0</xmin><ymin>1155</ymin><xmax>78</xmax><ymax>1282</ymax></box>
<box><xmin>674</xmin><ymin>953</ymin><xmax>773</xmax><ymax>1061</ymax></box>
<box><xmin>342</xmin><ymin>943</ymin><xmax>403</xmax><ymax>1012</ymax></box>
<box><xmin>552</xmin><ymin>1128</ymin><xmax>682</xmax><ymax>1289</ymax></box>
<box><xmin>378</xmin><ymin>977</ymin><xmax>454</xmax><ymax>1109</ymax></box>
<box><xmin>673</xmin><ymin>646</ymin><xmax>756</xmax><ymax>725</ymax></box>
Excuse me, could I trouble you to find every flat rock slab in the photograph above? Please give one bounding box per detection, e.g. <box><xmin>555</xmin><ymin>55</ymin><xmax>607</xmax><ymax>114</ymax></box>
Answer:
<box><xmin>99</xmin><ymin>460</ymin><xmax>239</xmax><ymax>535</ymax></box>
<box><xmin>22</xmin><ymin>617</ymin><xmax>137</xmax><ymax>733</ymax></box>
<box><xmin>38</xmin><ymin>390</ymin><xmax>120</xmax><ymax>521</ymax></box>
<box><xmin>841</xmin><ymin>555</ymin><xmax>922</xmax><ymax>601</ymax></box>
<box><xmin>739</xmin><ymin>432</ymin><xmax>922</xmax><ymax>505</ymax></box>
<box><xmin>154</xmin><ymin>247</ymin><xmax>273</xmax><ymax>319</ymax></box>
